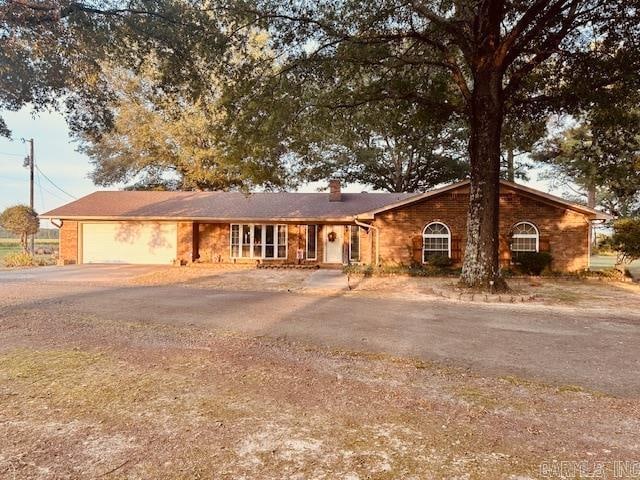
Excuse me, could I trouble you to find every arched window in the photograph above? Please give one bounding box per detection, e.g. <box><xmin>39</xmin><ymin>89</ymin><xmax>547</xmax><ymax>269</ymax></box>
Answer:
<box><xmin>423</xmin><ymin>222</ymin><xmax>451</xmax><ymax>262</ymax></box>
<box><xmin>511</xmin><ymin>222</ymin><xmax>539</xmax><ymax>258</ymax></box>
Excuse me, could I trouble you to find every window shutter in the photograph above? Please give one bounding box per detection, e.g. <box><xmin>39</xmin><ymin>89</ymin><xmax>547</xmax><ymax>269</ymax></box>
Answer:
<box><xmin>500</xmin><ymin>234</ymin><xmax>512</xmax><ymax>266</ymax></box>
<box><xmin>412</xmin><ymin>235</ymin><xmax>422</xmax><ymax>263</ymax></box>
<box><xmin>539</xmin><ymin>236</ymin><xmax>550</xmax><ymax>252</ymax></box>
<box><xmin>451</xmin><ymin>235</ymin><xmax>462</xmax><ymax>261</ymax></box>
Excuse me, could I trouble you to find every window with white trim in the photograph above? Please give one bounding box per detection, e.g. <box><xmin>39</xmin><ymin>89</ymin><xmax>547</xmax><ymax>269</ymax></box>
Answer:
<box><xmin>349</xmin><ymin>226</ymin><xmax>360</xmax><ymax>262</ymax></box>
<box><xmin>306</xmin><ymin>225</ymin><xmax>317</xmax><ymax>260</ymax></box>
<box><xmin>230</xmin><ymin>224</ymin><xmax>287</xmax><ymax>259</ymax></box>
<box><xmin>511</xmin><ymin>222</ymin><xmax>539</xmax><ymax>258</ymax></box>
<box><xmin>423</xmin><ymin>222</ymin><xmax>451</xmax><ymax>262</ymax></box>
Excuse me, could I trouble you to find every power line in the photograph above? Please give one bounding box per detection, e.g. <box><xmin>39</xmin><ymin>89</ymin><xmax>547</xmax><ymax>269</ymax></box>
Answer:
<box><xmin>35</xmin><ymin>178</ymin><xmax>70</xmax><ymax>203</ymax></box>
<box><xmin>34</xmin><ymin>164</ymin><xmax>77</xmax><ymax>200</ymax></box>
<box><xmin>35</xmin><ymin>168</ymin><xmax>46</xmax><ymax>212</ymax></box>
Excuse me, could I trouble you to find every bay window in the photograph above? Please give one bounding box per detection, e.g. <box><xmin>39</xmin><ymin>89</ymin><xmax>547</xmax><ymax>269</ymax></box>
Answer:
<box><xmin>230</xmin><ymin>224</ymin><xmax>287</xmax><ymax>259</ymax></box>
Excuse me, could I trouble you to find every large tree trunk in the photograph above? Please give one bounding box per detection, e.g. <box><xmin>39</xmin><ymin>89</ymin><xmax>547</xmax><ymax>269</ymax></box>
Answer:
<box><xmin>506</xmin><ymin>146</ymin><xmax>515</xmax><ymax>182</ymax></box>
<box><xmin>460</xmin><ymin>69</ymin><xmax>507</xmax><ymax>291</ymax></box>
<box><xmin>587</xmin><ymin>183</ymin><xmax>596</xmax><ymax>208</ymax></box>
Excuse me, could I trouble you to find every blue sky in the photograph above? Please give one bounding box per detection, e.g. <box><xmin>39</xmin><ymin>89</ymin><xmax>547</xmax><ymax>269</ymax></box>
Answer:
<box><xmin>0</xmin><ymin>109</ymin><xmax>107</xmax><ymax>216</ymax></box>
<box><xmin>0</xmin><ymin>107</ymin><xmax>553</xmax><ymax>221</ymax></box>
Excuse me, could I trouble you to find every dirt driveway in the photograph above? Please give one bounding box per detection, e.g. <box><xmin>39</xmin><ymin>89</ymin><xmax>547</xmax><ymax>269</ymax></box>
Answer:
<box><xmin>2</xmin><ymin>265</ymin><xmax>640</xmax><ymax>479</ymax></box>
<box><xmin>2</xmin><ymin>265</ymin><xmax>639</xmax><ymax>395</ymax></box>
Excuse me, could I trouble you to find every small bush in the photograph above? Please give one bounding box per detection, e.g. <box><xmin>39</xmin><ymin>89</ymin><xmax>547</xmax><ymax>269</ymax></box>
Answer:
<box><xmin>514</xmin><ymin>252</ymin><xmax>553</xmax><ymax>276</ymax></box>
<box><xmin>424</xmin><ymin>254</ymin><xmax>454</xmax><ymax>268</ymax></box>
<box><xmin>611</xmin><ymin>218</ymin><xmax>640</xmax><ymax>265</ymax></box>
<box><xmin>343</xmin><ymin>262</ymin><xmax>457</xmax><ymax>277</ymax></box>
<box><xmin>3</xmin><ymin>251</ymin><xmax>36</xmax><ymax>267</ymax></box>
<box><xmin>596</xmin><ymin>268</ymin><xmax>628</xmax><ymax>280</ymax></box>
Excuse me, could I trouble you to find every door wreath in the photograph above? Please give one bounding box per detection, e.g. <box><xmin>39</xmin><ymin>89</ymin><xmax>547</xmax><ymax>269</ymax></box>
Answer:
<box><xmin>327</xmin><ymin>231</ymin><xmax>337</xmax><ymax>242</ymax></box>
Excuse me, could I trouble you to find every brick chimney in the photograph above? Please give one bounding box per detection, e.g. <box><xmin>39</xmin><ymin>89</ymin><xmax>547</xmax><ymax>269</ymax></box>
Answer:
<box><xmin>329</xmin><ymin>179</ymin><xmax>342</xmax><ymax>202</ymax></box>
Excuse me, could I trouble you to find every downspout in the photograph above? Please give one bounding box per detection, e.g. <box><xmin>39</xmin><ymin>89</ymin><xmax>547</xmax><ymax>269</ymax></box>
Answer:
<box><xmin>354</xmin><ymin>218</ymin><xmax>379</xmax><ymax>266</ymax></box>
<box><xmin>587</xmin><ymin>218</ymin><xmax>592</xmax><ymax>270</ymax></box>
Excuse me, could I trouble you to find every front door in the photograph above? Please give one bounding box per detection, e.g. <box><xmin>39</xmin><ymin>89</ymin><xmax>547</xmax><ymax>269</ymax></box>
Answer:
<box><xmin>324</xmin><ymin>225</ymin><xmax>344</xmax><ymax>263</ymax></box>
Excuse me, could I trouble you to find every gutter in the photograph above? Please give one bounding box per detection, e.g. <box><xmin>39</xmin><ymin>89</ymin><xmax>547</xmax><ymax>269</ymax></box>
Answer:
<box><xmin>354</xmin><ymin>218</ymin><xmax>380</xmax><ymax>266</ymax></box>
<box><xmin>38</xmin><ymin>215</ymin><xmax>358</xmax><ymax>223</ymax></box>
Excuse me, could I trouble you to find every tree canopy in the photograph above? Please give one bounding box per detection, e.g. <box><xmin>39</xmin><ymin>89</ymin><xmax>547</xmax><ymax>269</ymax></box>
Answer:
<box><xmin>612</xmin><ymin>218</ymin><xmax>640</xmax><ymax>266</ymax></box>
<box><xmin>77</xmin><ymin>58</ymin><xmax>293</xmax><ymax>191</ymax></box>
<box><xmin>0</xmin><ymin>205</ymin><xmax>39</xmax><ymax>251</ymax></box>
<box><xmin>289</xmin><ymin>99</ymin><xmax>469</xmax><ymax>193</ymax></box>
<box><xmin>534</xmin><ymin>111</ymin><xmax>640</xmax><ymax>216</ymax></box>
<box><xmin>3</xmin><ymin>0</ymin><xmax>640</xmax><ymax>289</ymax></box>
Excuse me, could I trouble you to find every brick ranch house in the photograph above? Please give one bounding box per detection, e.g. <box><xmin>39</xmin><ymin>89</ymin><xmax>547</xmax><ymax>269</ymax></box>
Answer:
<box><xmin>41</xmin><ymin>179</ymin><xmax>611</xmax><ymax>271</ymax></box>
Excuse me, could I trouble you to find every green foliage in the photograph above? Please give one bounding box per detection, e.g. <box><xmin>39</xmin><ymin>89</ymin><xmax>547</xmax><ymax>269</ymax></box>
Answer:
<box><xmin>534</xmin><ymin>112</ymin><xmax>640</xmax><ymax>216</ymax></box>
<box><xmin>3</xmin><ymin>0</ymin><xmax>640</xmax><ymax>286</ymax></box>
<box><xmin>78</xmin><ymin>51</ymin><xmax>291</xmax><ymax>191</ymax></box>
<box><xmin>514</xmin><ymin>252</ymin><xmax>553</xmax><ymax>276</ymax></box>
<box><xmin>3</xmin><ymin>251</ymin><xmax>36</xmax><ymax>267</ymax></box>
<box><xmin>0</xmin><ymin>0</ymin><xmax>238</xmax><ymax>138</ymax></box>
<box><xmin>611</xmin><ymin>218</ymin><xmax>640</xmax><ymax>265</ymax></box>
<box><xmin>343</xmin><ymin>263</ymin><xmax>458</xmax><ymax>277</ymax></box>
<box><xmin>293</xmin><ymin>97</ymin><xmax>469</xmax><ymax>192</ymax></box>
<box><xmin>0</xmin><ymin>205</ymin><xmax>39</xmax><ymax>252</ymax></box>
<box><xmin>501</xmin><ymin>109</ymin><xmax>547</xmax><ymax>181</ymax></box>
<box><xmin>425</xmin><ymin>254</ymin><xmax>454</xmax><ymax>269</ymax></box>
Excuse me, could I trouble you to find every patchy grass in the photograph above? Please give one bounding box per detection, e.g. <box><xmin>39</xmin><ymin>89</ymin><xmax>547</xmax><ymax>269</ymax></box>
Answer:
<box><xmin>0</xmin><ymin>239</ymin><xmax>58</xmax><ymax>265</ymax></box>
<box><xmin>129</xmin><ymin>264</ymin><xmax>313</xmax><ymax>291</ymax></box>
<box><xmin>346</xmin><ymin>274</ymin><xmax>640</xmax><ymax>310</ymax></box>
<box><xmin>453</xmin><ymin>386</ymin><xmax>499</xmax><ymax>410</ymax></box>
<box><xmin>1</xmin><ymin>307</ymin><xmax>639</xmax><ymax>479</ymax></box>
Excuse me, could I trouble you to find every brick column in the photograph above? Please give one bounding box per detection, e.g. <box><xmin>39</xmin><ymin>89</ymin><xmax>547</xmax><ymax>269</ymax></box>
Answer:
<box><xmin>59</xmin><ymin>220</ymin><xmax>78</xmax><ymax>265</ymax></box>
<box><xmin>177</xmin><ymin>221</ymin><xmax>196</xmax><ymax>264</ymax></box>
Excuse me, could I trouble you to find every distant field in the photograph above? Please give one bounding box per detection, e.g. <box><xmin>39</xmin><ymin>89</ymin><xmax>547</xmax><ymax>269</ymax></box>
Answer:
<box><xmin>590</xmin><ymin>254</ymin><xmax>640</xmax><ymax>279</ymax></box>
<box><xmin>0</xmin><ymin>239</ymin><xmax>59</xmax><ymax>261</ymax></box>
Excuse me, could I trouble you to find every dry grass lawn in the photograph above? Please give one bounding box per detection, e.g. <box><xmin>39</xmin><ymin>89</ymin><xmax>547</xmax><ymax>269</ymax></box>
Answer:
<box><xmin>347</xmin><ymin>274</ymin><xmax>640</xmax><ymax>311</ymax></box>
<box><xmin>129</xmin><ymin>264</ymin><xmax>314</xmax><ymax>292</ymax></box>
<box><xmin>2</xmin><ymin>266</ymin><xmax>640</xmax><ymax>478</ymax></box>
<box><xmin>129</xmin><ymin>264</ymin><xmax>640</xmax><ymax>312</ymax></box>
<box><xmin>1</xmin><ymin>305</ymin><xmax>639</xmax><ymax>479</ymax></box>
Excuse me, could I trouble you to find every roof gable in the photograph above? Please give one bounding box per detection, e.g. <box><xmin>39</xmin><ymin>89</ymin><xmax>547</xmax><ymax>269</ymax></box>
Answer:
<box><xmin>356</xmin><ymin>180</ymin><xmax>612</xmax><ymax>220</ymax></box>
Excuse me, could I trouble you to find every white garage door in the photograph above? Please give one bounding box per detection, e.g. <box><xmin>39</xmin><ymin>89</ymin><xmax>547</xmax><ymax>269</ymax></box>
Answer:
<box><xmin>82</xmin><ymin>222</ymin><xmax>177</xmax><ymax>264</ymax></box>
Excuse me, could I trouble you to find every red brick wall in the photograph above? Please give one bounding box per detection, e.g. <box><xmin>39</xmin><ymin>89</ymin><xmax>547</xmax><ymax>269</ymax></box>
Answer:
<box><xmin>177</xmin><ymin>221</ymin><xmax>196</xmax><ymax>264</ymax></box>
<box><xmin>373</xmin><ymin>186</ymin><xmax>591</xmax><ymax>272</ymax></box>
<box><xmin>59</xmin><ymin>220</ymin><xmax>78</xmax><ymax>264</ymax></box>
<box><xmin>59</xmin><ymin>186</ymin><xmax>588</xmax><ymax>271</ymax></box>
<box><xmin>196</xmin><ymin>223</ymin><xmax>355</xmax><ymax>265</ymax></box>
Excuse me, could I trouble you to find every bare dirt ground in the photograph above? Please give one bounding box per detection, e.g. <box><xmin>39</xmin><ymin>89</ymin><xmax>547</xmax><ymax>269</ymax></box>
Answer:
<box><xmin>2</xmin><ymin>308</ymin><xmax>639</xmax><ymax>479</ymax></box>
<box><xmin>130</xmin><ymin>264</ymin><xmax>640</xmax><ymax>312</ymax></box>
<box><xmin>347</xmin><ymin>274</ymin><xmax>640</xmax><ymax>311</ymax></box>
<box><xmin>130</xmin><ymin>264</ymin><xmax>314</xmax><ymax>292</ymax></box>
<box><xmin>1</xmin><ymin>266</ymin><xmax>640</xmax><ymax>479</ymax></box>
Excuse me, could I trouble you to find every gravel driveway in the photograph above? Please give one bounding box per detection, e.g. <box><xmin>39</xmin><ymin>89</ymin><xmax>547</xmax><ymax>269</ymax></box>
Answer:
<box><xmin>2</xmin><ymin>265</ymin><xmax>639</xmax><ymax>395</ymax></box>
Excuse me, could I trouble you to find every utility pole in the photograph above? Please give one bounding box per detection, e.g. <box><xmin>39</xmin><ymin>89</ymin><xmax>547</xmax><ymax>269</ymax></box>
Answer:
<box><xmin>23</xmin><ymin>138</ymin><xmax>35</xmax><ymax>254</ymax></box>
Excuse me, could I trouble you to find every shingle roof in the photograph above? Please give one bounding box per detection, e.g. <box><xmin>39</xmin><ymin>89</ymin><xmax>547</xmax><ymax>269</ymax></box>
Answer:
<box><xmin>40</xmin><ymin>180</ymin><xmax>612</xmax><ymax>222</ymax></box>
<box><xmin>40</xmin><ymin>191</ymin><xmax>414</xmax><ymax>221</ymax></box>
<box><xmin>357</xmin><ymin>180</ymin><xmax>613</xmax><ymax>220</ymax></box>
